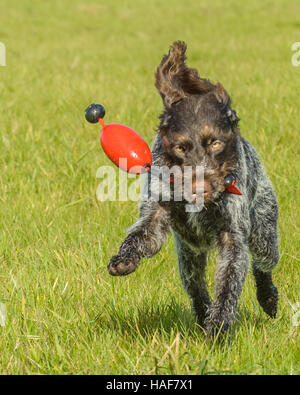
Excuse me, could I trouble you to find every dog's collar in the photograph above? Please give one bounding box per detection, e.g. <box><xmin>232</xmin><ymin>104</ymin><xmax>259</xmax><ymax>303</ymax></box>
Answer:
<box><xmin>224</xmin><ymin>174</ymin><xmax>242</xmax><ymax>195</ymax></box>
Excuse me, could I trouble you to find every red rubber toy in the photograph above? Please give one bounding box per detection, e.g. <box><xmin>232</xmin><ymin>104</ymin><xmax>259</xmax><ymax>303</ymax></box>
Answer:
<box><xmin>85</xmin><ymin>104</ymin><xmax>152</xmax><ymax>174</ymax></box>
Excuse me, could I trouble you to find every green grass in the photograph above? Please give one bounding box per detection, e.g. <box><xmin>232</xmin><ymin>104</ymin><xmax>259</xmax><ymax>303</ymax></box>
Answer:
<box><xmin>0</xmin><ymin>0</ymin><xmax>299</xmax><ymax>375</ymax></box>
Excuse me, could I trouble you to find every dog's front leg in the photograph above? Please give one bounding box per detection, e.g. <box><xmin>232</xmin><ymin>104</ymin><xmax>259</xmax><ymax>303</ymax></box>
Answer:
<box><xmin>205</xmin><ymin>230</ymin><xmax>250</xmax><ymax>338</ymax></box>
<box><xmin>108</xmin><ymin>200</ymin><xmax>170</xmax><ymax>276</ymax></box>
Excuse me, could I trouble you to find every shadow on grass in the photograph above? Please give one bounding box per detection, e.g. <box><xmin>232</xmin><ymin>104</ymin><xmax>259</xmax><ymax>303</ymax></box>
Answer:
<box><xmin>94</xmin><ymin>297</ymin><xmax>205</xmax><ymax>340</ymax></box>
<box><xmin>94</xmin><ymin>297</ymin><xmax>272</xmax><ymax>346</ymax></box>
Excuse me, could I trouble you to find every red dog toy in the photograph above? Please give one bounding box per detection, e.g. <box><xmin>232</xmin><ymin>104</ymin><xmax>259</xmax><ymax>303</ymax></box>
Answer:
<box><xmin>85</xmin><ymin>104</ymin><xmax>152</xmax><ymax>174</ymax></box>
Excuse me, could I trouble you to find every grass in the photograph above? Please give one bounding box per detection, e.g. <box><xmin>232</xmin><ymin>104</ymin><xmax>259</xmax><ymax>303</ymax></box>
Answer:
<box><xmin>0</xmin><ymin>0</ymin><xmax>299</xmax><ymax>375</ymax></box>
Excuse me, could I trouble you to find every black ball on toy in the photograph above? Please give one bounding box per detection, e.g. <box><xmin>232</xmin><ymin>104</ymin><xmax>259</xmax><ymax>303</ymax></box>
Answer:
<box><xmin>224</xmin><ymin>174</ymin><xmax>235</xmax><ymax>187</ymax></box>
<box><xmin>85</xmin><ymin>103</ymin><xmax>106</xmax><ymax>123</ymax></box>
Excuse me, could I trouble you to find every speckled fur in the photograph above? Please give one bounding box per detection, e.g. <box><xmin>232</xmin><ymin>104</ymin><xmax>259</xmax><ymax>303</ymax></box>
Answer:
<box><xmin>108</xmin><ymin>42</ymin><xmax>280</xmax><ymax>338</ymax></box>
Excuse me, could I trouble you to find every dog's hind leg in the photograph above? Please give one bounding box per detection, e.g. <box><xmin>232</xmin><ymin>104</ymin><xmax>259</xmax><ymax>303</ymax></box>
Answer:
<box><xmin>249</xmin><ymin>192</ymin><xmax>280</xmax><ymax>318</ymax></box>
<box><xmin>175</xmin><ymin>235</ymin><xmax>211</xmax><ymax>327</ymax></box>
<box><xmin>108</xmin><ymin>200</ymin><xmax>170</xmax><ymax>276</ymax></box>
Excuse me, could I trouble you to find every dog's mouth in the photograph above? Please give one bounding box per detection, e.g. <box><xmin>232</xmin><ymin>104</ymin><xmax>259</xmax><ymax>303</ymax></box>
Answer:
<box><xmin>165</xmin><ymin>167</ymin><xmax>229</xmax><ymax>204</ymax></box>
<box><xmin>171</xmin><ymin>178</ymin><xmax>222</xmax><ymax>204</ymax></box>
<box><xmin>188</xmin><ymin>189</ymin><xmax>209</xmax><ymax>204</ymax></box>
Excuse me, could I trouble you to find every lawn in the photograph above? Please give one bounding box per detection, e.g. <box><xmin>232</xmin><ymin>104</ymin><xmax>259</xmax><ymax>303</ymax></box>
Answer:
<box><xmin>0</xmin><ymin>0</ymin><xmax>299</xmax><ymax>375</ymax></box>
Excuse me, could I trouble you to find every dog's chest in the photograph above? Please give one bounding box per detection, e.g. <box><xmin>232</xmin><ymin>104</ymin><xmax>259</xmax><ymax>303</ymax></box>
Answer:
<box><xmin>169</xmin><ymin>205</ymin><xmax>223</xmax><ymax>251</ymax></box>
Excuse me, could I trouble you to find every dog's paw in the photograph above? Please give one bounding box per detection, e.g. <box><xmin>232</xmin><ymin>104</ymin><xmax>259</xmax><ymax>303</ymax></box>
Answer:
<box><xmin>203</xmin><ymin>305</ymin><xmax>232</xmax><ymax>344</ymax></box>
<box><xmin>257</xmin><ymin>285</ymin><xmax>278</xmax><ymax>319</ymax></box>
<box><xmin>205</xmin><ymin>320</ymin><xmax>228</xmax><ymax>339</ymax></box>
<box><xmin>107</xmin><ymin>255</ymin><xmax>138</xmax><ymax>276</ymax></box>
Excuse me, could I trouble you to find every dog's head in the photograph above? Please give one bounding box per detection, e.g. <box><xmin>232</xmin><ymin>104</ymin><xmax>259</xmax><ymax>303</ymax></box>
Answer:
<box><xmin>155</xmin><ymin>41</ymin><xmax>240</xmax><ymax>204</ymax></box>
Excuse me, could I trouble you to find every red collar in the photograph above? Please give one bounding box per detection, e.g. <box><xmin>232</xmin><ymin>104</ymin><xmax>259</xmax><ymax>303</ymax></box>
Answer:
<box><xmin>225</xmin><ymin>178</ymin><xmax>242</xmax><ymax>195</ymax></box>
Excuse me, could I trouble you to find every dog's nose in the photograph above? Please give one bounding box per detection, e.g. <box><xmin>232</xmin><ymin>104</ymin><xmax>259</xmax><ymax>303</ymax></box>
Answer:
<box><xmin>192</xmin><ymin>180</ymin><xmax>211</xmax><ymax>195</ymax></box>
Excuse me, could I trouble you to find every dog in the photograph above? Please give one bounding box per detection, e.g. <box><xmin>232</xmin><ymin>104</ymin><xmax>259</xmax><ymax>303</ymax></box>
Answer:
<box><xmin>107</xmin><ymin>41</ymin><xmax>280</xmax><ymax>339</ymax></box>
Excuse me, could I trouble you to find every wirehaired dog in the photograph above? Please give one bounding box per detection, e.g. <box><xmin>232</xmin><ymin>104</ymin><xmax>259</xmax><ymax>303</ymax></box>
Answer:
<box><xmin>107</xmin><ymin>41</ymin><xmax>280</xmax><ymax>338</ymax></box>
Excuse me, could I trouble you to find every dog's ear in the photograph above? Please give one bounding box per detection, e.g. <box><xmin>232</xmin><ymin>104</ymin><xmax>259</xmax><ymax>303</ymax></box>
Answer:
<box><xmin>215</xmin><ymin>83</ymin><xmax>231</xmax><ymax>106</ymax></box>
<box><xmin>155</xmin><ymin>41</ymin><xmax>215</xmax><ymax>107</ymax></box>
<box><xmin>215</xmin><ymin>83</ymin><xmax>240</xmax><ymax>126</ymax></box>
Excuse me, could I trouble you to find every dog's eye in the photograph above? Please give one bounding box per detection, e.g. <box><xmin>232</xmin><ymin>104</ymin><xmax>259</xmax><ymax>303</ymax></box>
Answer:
<box><xmin>211</xmin><ymin>140</ymin><xmax>223</xmax><ymax>151</ymax></box>
<box><xmin>175</xmin><ymin>145</ymin><xmax>185</xmax><ymax>154</ymax></box>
